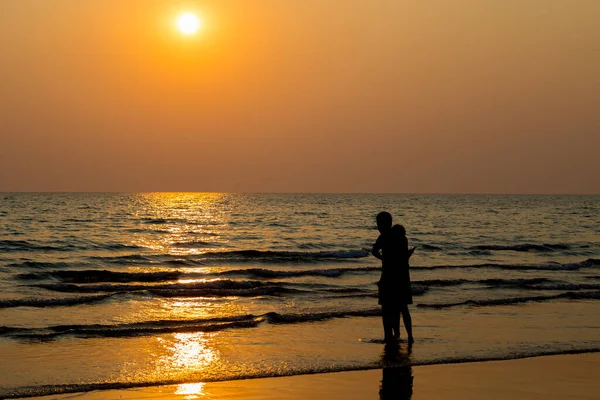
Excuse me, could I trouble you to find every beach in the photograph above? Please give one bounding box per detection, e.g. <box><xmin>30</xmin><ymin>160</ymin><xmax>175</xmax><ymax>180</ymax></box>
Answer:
<box><xmin>1</xmin><ymin>193</ymin><xmax>599</xmax><ymax>398</ymax></box>
<box><xmin>28</xmin><ymin>353</ymin><xmax>599</xmax><ymax>400</ymax></box>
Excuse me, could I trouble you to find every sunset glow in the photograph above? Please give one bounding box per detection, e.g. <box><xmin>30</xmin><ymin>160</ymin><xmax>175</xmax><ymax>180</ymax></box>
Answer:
<box><xmin>1</xmin><ymin>1</ymin><xmax>599</xmax><ymax>193</ymax></box>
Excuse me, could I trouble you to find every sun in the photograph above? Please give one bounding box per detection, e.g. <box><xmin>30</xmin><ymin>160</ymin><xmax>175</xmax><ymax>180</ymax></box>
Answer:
<box><xmin>177</xmin><ymin>12</ymin><xmax>201</xmax><ymax>35</ymax></box>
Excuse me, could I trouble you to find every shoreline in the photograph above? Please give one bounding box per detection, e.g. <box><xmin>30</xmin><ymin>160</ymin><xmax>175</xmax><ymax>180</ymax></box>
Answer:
<box><xmin>14</xmin><ymin>352</ymin><xmax>600</xmax><ymax>399</ymax></box>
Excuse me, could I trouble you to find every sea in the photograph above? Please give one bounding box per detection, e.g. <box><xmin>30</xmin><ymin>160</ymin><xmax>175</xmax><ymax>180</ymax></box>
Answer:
<box><xmin>0</xmin><ymin>193</ymin><xmax>599</xmax><ymax>398</ymax></box>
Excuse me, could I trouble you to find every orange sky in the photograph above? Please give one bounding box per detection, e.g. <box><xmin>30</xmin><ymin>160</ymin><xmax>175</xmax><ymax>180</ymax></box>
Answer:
<box><xmin>1</xmin><ymin>0</ymin><xmax>599</xmax><ymax>193</ymax></box>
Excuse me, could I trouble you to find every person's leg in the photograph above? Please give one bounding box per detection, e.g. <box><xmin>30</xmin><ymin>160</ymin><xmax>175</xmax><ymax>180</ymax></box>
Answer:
<box><xmin>381</xmin><ymin>305</ymin><xmax>394</xmax><ymax>342</ymax></box>
<box><xmin>400</xmin><ymin>304</ymin><xmax>413</xmax><ymax>343</ymax></box>
<box><xmin>393</xmin><ymin>306</ymin><xmax>401</xmax><ymax>340</ymax></box>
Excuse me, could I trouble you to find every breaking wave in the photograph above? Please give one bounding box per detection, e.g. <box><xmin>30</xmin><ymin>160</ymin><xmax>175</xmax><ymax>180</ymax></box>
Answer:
<box><xmin>468</xmin><ymin>243</ymin><xmax>571</xmax><ymax>252</ymax></box>
<box><xmin>219</xmin><ymin>266</ymin><xmax>377</xmax><ymax>278</ymax></box>
<box><xmin>200</xmin><ymin>249</ymin><xmax>370</xmax><ymax>263</ymax></box>
<box><xmin>83</xmin><ymin>249</ymin><xmax>370</xmax><ymax>266</ymax></box>
<box><xmin>0</xmin><ymin>294</ymin><xmax>116</xmax><ymax>309</ymax></box>
<box><xmin>414</xmin><ymin>258</ymin><xmax>600</xmax><ymax>271</ymax></box>
<box><xmin>16</xmin><ymin>270</ymin><xmax>182</xmax><ymax>283</ymax></box>
<box><xmin>417</xmin><ymin>291</ymin><xmax>600</xmax><ymax>309</ymax></box>
<box><xmin>33</xmin><ymin>279</ymin><xmax>278</xmax><ymax>293</ymax></box>
<box><xmin>1</xmin><ymin>308</ymin><xmax>382</xmax><ymax>341</ymax></box>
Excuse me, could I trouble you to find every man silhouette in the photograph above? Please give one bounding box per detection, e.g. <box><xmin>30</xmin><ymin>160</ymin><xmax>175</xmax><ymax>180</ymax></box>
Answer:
<box><xmin>372</xmin><ymin>212</ymin><xmax>415</xmax><ymax>344</ymax></box>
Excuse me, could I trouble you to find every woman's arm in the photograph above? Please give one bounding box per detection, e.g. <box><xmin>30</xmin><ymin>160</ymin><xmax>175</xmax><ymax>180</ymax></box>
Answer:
<box><xmin>408</xmin><ymin>246</ymin><xmax>416</xmax><ymax>259</ymax></box>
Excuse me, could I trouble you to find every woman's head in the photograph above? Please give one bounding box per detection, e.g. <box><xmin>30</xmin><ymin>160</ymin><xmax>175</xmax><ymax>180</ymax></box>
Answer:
<box><xmin>392</xmin><ymin>224</ymin><xmax>406</xmax><ymax>236</ymax></box>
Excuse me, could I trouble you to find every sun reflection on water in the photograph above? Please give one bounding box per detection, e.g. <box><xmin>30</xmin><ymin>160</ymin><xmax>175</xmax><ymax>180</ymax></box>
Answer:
<box><xmin>177</xmin><ymin>278</ymin><xmax>218</xmax><ymax>285</ymax></box>
<box><xmin>175</xmin><ymin>382</ymin><xmax>206</xmax><ymax>398</ymax></box>
<box><xmin>168</xmin><ymin>332</ymin><xmax>218</xmax><ymax>369</ymax></box>
<box><xmin>152</xmin><ymin>331</ymin><xmax>220</xmax><ymax>388</ymax></box>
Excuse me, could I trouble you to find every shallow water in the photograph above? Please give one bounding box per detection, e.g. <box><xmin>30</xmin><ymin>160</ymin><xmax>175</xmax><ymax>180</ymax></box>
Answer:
<box><xmin>0</xmin><ymin>193</ymin><xmax>599</xmax><ymax>398</ymax></box>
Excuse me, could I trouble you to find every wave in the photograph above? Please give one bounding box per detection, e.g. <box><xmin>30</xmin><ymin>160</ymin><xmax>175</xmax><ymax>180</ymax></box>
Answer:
<box><xmin>16</xmin><ymin>270</ymin><xmax>182</xmax><ymax>283</ymax></box>
<box><xmin>448</xmin><ymin>279</ymin><xmax>600</xmax><ymax>292</ymax></box>
<box><xmin>0</xmin><ymin>294</ymin><xmax>115</xmax><ymax>308</ymax></box>
<box><xmin>33</xmin><ymin>279</ymin><xmax>271</xmax><ymax>293</ymax></box>
<box><xmin>92</xmin><ymin>243</ymin><xmax>145</xmax><ymax>251</ymax></box>
<box><xmin>139</xmin><ymin>218</ymin><xmax>221</xmax><ymax>226</ymax></box>
<box><xmin>326</xmin><ymin>293</ymin><xmax>378</xmax><ymax>299</ymax></box>
<box><xmin>325</xmin><ymin>286</ymin><xmax>428</xmax><ymax>298</ymax></box>
<box><xmin>1</xmin><ymin>240</ymin><xmax>142</xmax><ymax>257</ymax></box>
<box><xmin>2</xmin><ymin>308</ymin><xmax>383</xmax><ymax>341</ymax></box>
<box><xmin>3</xmin><ymin>347</ymin><xmax>599</xmax><ymax>399</ymax></box>
<box><xmin>529</xmin><ymin>283</ymin><xmax>600</xmax><ymax>291</ymax></box>
<box><xmin>140</xmin><ymin>218</ymin><xmax>186</xmax><ymax>225</ymax></box>
<box><xmin>31</xmin><ymin>280</ymin><xmax>307</xmax><ymax>300</ymax></box>
<box><xmin>84</xmin><ymin>249</ymin><xmax>369</xmax><ymax>266</ymax></box>
<box><xmin>5</xmin><ymin>319</ymin><xmax>260</xmax><ymax>341</ymax></box>
<box><xmin>165</xmin><ymin>259</ymin><xmax>206</xmax><ymax>266</ymax></box>
<box><xmin>418</xmin><ymin>244</ymin><xmax>443</xmax><ymax>251</ymax></box>
<box><xmin>413</xmin><ymin>277</ymin><xmax>554</xmax><ymax>288</ymax></box>
<box><xmin>259</xmin><ymin>308</ymin><xmax>381</xmax><ymax>324</ymax></box>
<box><xmin>87</xmin><ymin>254</ymin><xmax>154</xmax><ymax>264</ymax></box>
<box><xmin>20</xmin><ymin>267</ymin><xmax>593</xmax><ymax>295</ymax></box>
<box><xmin>219</xmin><ymin>266</ymin><xmax>378</xmax><ymax>279</ymax></box>
<box><xmin>126</xmin><ymin>228</ymin><xmax>172</xmax><ymax>234</ymax></box>
<box><xmin>200</xmin><ymin>249</ymin><xmax>370</xmax><ymax>263</ymax></box>
<box><xmin>0</xmin><ymin>240</ymin><xmax>83</xmax><ymax>252</ymax></box>
<box><xmin>62</xmin><ymin>218</ymin><xmax>95</xmax><ymax>223</ymax></box>
<box><xmin>149</xmin><ymin>286</ymin><xmax>302</xmax><ymax>298</ymax></box>
<box><xmin>72</xmin><ymin>253</ymin><xmax>600</xmax><ymax>271</ymax></box>
<box><xmin>297</xmin><ymin>242</ymin><xmax>337</xmax><ymax>250</ymax></box>
<box><xmin>6</xmin><ymin>261</ymin><xmax>79</xmax><ymax>269</ymax></box>
<box><xmin>414</xmin><ymin>258</ymin><xmax>600</xmax><ymax>271</ymax></box>
<box><xmin>468</xmin><ymin>243</ymin><xmax>571</xmax><ymax>252</ymax></box>
<box><xmin>172</xmin><ymin>241</ymin><xmax>222</xmax><ymax>248</ymax></box>
<box><xmin>0</xmin><ymin>239</ymin><xmax>142</xmax><ymax>253</ymax></box>
<box><xmin>15</xmin><ymin>265</ymin><xmax>378</xmax><ymax>283</ymax></box>
<box><xmin>26</xmin><ymin>279</ymin><xmax>600</xmax><ymax>308</ymax></box>
<box><xmin>417</xmin><ymin>291</ymin><xmax>600</xmax><ymax>309</ymax></box>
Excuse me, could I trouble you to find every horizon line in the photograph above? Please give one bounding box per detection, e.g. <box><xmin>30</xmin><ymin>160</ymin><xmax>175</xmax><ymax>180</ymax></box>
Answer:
<box><xmin>1</xmin><ymin>191</ymin><xmax>599</xmax><ymax>196</ymax></box>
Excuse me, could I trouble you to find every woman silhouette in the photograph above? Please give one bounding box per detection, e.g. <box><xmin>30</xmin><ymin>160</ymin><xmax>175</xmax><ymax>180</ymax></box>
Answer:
<box><xmin>372</xmin><ymin>212</ymin><xmax>415</xmax><ymax>344</ymax></box>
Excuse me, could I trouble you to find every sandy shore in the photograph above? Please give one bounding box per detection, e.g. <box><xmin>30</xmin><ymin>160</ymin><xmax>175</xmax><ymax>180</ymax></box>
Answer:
<box><xmin>30</xmin><ymin>353</ymin><xmax>600</xmax><ymax>400</ymax></box>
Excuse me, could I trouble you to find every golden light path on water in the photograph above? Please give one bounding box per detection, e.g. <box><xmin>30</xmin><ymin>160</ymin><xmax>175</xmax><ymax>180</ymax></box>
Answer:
<box><xmin>131</xmin><ymin>192</ymin><xmax>230</xmax><ymax>255</ymax></box>
<box><xmin>115</xmin><ymin>193</ymin><xmax>251</xmax><ymax>391</ymax></box>
<box><xmin>158</xmin><ymin>332</ymin><xmax>216</xmax><ymax>398</ymax></box>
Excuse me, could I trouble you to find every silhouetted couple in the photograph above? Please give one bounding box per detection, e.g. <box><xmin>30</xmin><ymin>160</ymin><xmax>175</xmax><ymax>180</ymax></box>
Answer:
<box><xmin>372</xmin><ymin>212</ymin><xmax>415</xmax><ymax>344</ymax></box>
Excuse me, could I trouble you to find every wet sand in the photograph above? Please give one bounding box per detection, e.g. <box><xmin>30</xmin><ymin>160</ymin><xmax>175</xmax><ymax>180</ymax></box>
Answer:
<box><xmin>32</xmin><ymin>353</ymin><xmax>600</xmax><ymax>400</ymax></box>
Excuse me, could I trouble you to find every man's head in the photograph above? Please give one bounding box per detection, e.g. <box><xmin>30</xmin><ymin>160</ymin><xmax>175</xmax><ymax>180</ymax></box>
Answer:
<box><xmin>376</xmin><ymin>211</ymin><xmax>392</xmax><ymax>233</ymax></box>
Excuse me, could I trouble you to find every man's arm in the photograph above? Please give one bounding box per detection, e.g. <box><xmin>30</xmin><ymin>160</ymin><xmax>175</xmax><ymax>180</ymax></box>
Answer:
<box><xmin>372</xmin><ymin>237</ymin><xmax>383</xmax><ymax>260</ymax></box>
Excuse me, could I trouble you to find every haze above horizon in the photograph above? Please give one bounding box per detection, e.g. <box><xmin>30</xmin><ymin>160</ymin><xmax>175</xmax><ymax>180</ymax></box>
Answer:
<box><xmin>1</xmin><ymin>1</ymin><xmax>599</xmax><ymax>194</ymax></box>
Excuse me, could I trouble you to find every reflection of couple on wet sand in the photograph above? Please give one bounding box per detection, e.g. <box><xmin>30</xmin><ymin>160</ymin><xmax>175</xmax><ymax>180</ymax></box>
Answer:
<box><xmin>380</xmin><ymin>344</ymin><xmax>413</xmax><ymax>400</ymax></box>
<box><xmin>372</xmin><ymin>212</ymin><xmax>415</xmax><ymax>344</ymax></box>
